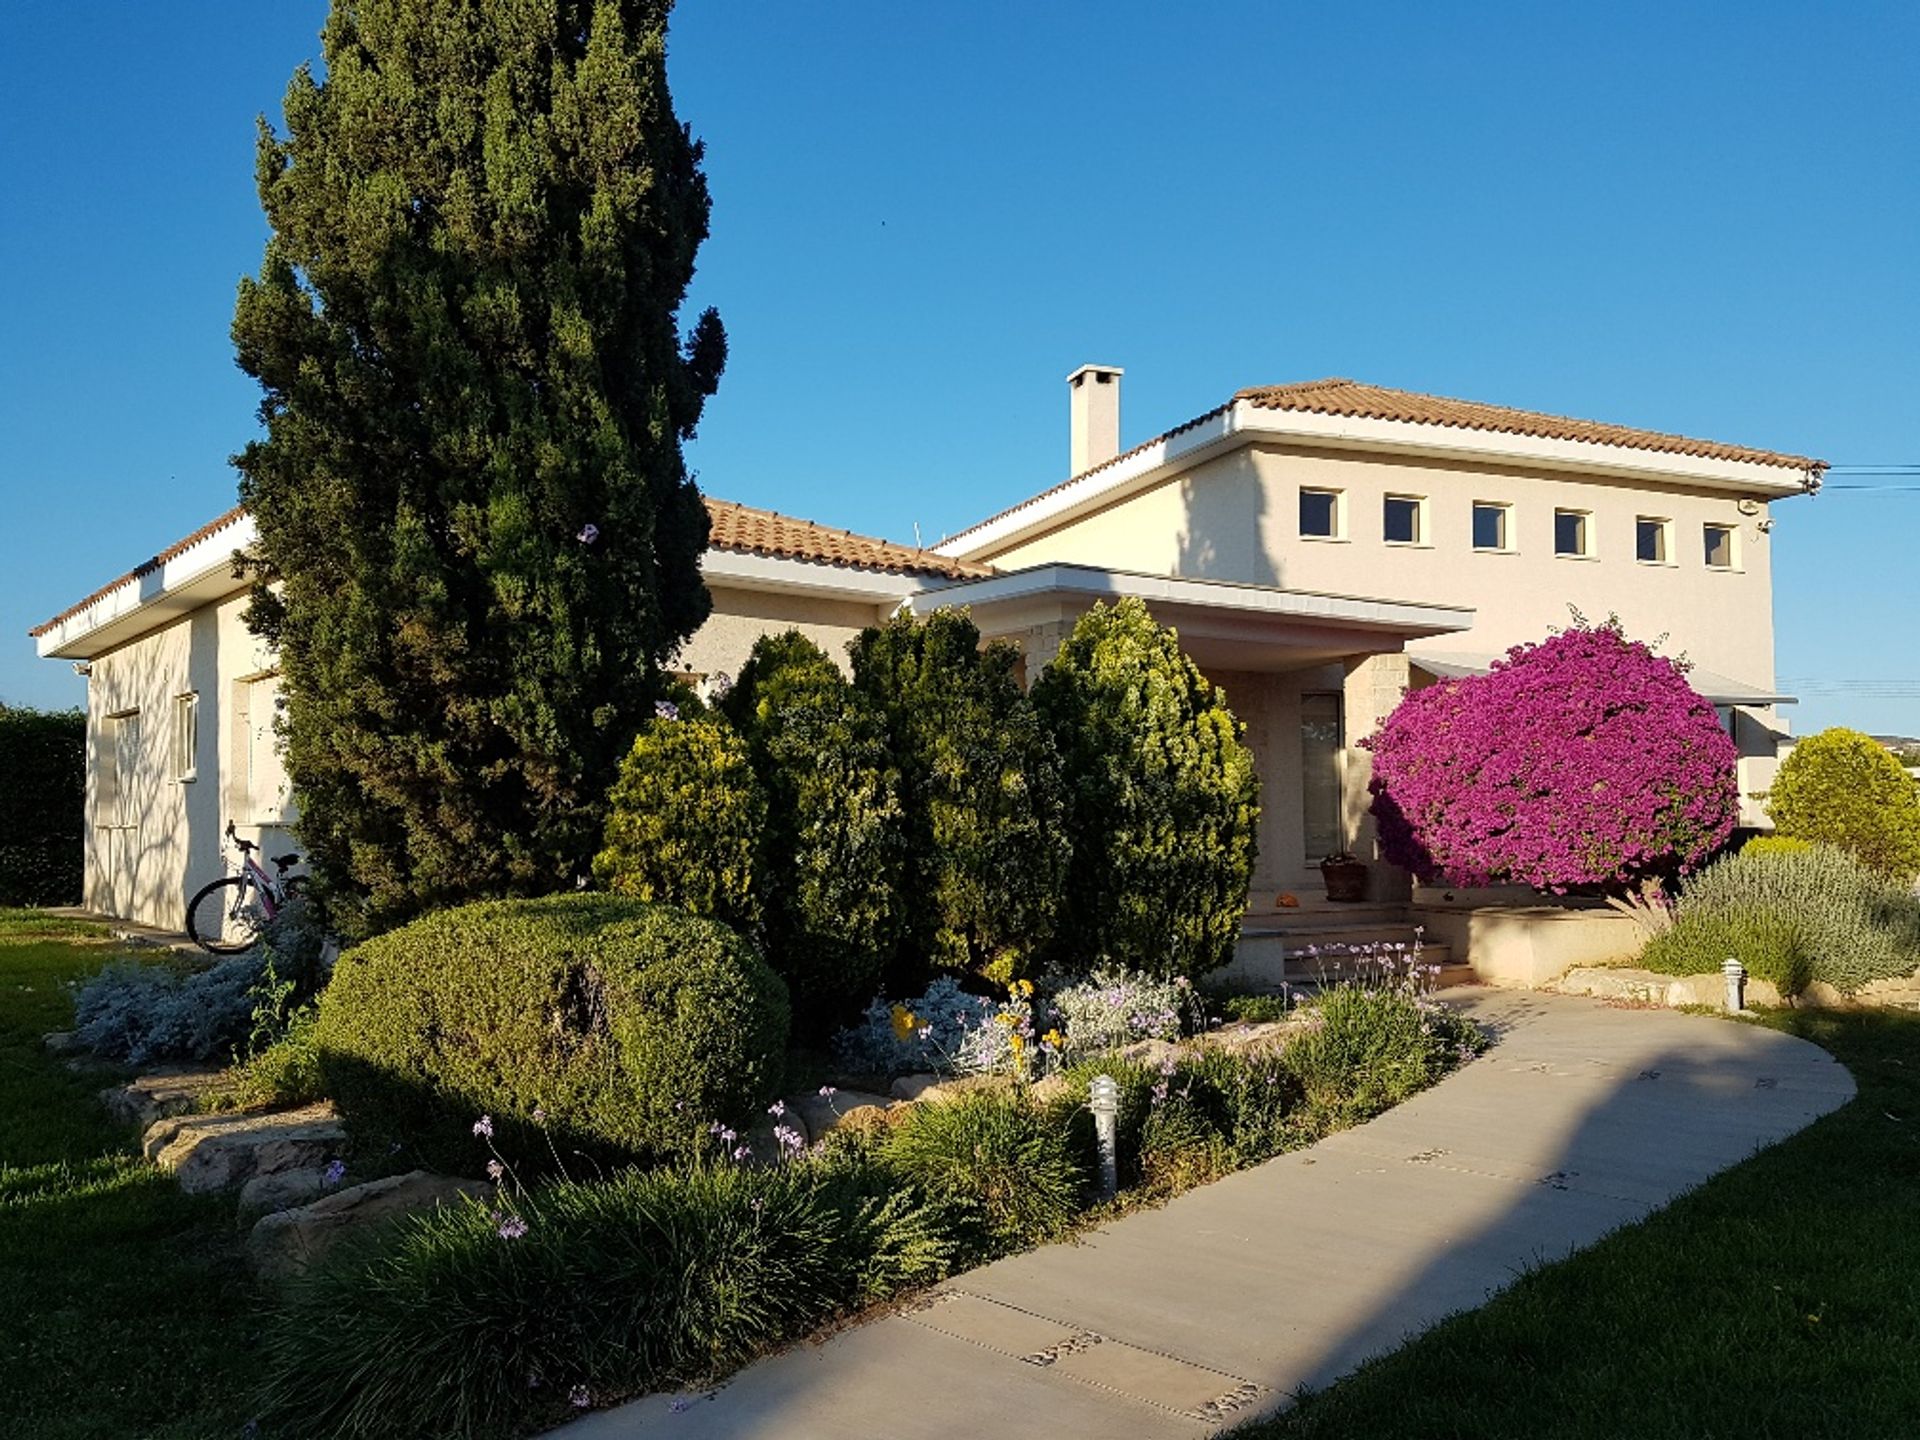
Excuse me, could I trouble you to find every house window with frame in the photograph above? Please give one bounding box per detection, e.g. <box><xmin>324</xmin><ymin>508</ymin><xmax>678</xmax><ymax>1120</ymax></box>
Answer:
<box><xmin>1636</xmin><ymin>517</ymin><xmax>1671</xmax><ymax>564</ymax></box>
<box><xmin>1554</xmin><ymin>508</ymin><xmax>1592</xmax><ymax>558</ymax></box>
<box><xmin>99</xmin><ymin>709</ymin><xmax>140</xmax><ymax>828</ymax></box>
<box><xmin>1383</xmin><ymin>494</ymin><xmax>1425</xmax><ymax>545</ymax></box>
<box><xmin>1703</xmin><ymin>523</ymin><xmax>1737</xmax><ymax>569</ymax></box>
<box><xmin>1471</xmin><ymin>502</ymin><xmax>1510</xmax><ymax>551</ymax></box>
<box><xmin>1299</xmin><ymin>487</ymin><xmax>1342</xmax><ymax>539</ymax></box>
<box><xmin>171</xmin><ymin>692</ymin><xmax>198</xmax><ymax>783</ymax></box>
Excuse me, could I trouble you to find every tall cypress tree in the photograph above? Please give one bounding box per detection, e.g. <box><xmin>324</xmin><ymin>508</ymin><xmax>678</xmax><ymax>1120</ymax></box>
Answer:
<box><xmin>232</xmin><ymin>0</ymin><xmax>725</xmax><ymax>934</ymax></box>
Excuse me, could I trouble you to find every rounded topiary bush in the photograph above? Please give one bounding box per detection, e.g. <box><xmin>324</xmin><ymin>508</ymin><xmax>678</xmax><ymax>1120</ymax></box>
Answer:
<box><xmin>313</xmin><ymin>894</ymin><xmax>790</xmax><ymax>1173</ymax></box>
<box><xmin>1766</xmin><ymin>727</ymin><xmax>1920</xmax><ymax>879</ymax></box>
<box><xmin>1365</xmin><ymin>622</ymin><xmax>1739</xmax><ymax>892</ymax></box>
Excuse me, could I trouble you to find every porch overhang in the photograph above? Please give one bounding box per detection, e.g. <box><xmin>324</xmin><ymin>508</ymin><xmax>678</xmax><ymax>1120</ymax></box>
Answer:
<box><xmin>912</xmin><ymin>563</ymin><xmax>1475</xmax><ymax>671</ymax></box>
<box><xmin>1411</xmin><ymin>648</ymin><xmax>1796</xmax><ymax>707</ymax></box>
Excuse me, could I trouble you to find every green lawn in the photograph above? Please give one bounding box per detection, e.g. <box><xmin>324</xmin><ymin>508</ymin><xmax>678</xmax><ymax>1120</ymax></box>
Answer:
<box><xmin>0</xmin><ymin>910</ymin><xmax>258</xmax><ymax>1440</ymax></box>
<box><xmin>1242</xmin><ymin>1005</ymin><xmax>1920</xmax><ymax>1440</ymax></box>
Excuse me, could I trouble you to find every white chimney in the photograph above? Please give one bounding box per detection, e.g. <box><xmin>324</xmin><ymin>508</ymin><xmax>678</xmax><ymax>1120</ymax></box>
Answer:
<box><xmin>1067</xmin><ymin>363</ymin><xmax>1123</xmax><ymax>475</ymax></box>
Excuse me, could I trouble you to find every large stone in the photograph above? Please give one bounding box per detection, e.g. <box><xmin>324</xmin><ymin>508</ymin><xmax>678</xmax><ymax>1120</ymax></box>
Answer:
<box><xmin>1116</xmin><ymin>1038</ymin><xmax>1181</xmax><ymax>1070</ymax></box>
<box><xmin>101</xmin><ymin>1066</ymin><xmax>227</xmax><ymax>1130</ymax></box>
<box><xmin>914</xmin><ymin>1074</ymin><xmax>1013</xmax><ymax>1106</ymax></box>
<box><xmin>1549</xmin><ymin>965</ymin><xmax>1783</xmax><ymax>1012</ymax></box>
<box><xmin>889</xmin><ymin>1072</ymin><xmax>940</xmax><ymax>1102</ymax></box>
<box><xmin>146</xmin><ymin>1104</ymin><xmax>347</xmax><ymax>1195</ymax></box>
<box><xmin>247</xmin><ymin>1171</ymin><xmax>486</xmax><ymax>1280</ymax></box>
<box><xmin>42</xmin><ymin>1031</ymin><xmax>83</xmax><ymax>1057</ymax></box>
<box><xmin>791</xmin><ymin>1089</ymin><xmax>893</xmax><ymax>1139</ymax></box>
<box><xmin>238</xmin><ymin>1166</ymin><xmax>336</xmax><ymax>1221</ymax></box>
<box><xmin>1857</xmin><ymin>975</ymin><xmax>1920</xmax><ymax>1009</ymax></box>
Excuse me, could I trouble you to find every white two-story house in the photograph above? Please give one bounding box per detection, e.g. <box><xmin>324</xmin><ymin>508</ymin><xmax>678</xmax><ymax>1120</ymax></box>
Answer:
<box><xmin>35</xmin><ymin>369</ymin><xmax>1821</xmax><ymax>978</ymax></box>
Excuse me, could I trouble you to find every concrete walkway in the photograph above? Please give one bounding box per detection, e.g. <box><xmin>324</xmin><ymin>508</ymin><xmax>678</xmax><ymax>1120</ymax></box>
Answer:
<box><xmin>553</xmin><ymin>988</ymin><xmax>1854</xmax><ymax>1440</ymax></box>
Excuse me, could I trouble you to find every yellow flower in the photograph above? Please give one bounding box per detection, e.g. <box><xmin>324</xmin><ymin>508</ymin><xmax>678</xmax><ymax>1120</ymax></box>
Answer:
<box><xmin>890</xmin><ymin>1005</ymin><xmax>916</xmax><ymax>1041</ymax></box>
<box><xmin>1008</xmin><ymin>1034</ymin><xmax>1026</xmax><ymax>1052</ymax></box>
<box><xmin>994</xmin><ymin>1012</ymin><xmax>1017</xmax><ymax>1028</ymax></box>
<box><xmin>1014</xmin><ymin>979</ymin><xmax>1035</xmax><ymax>998</ymax></box>
<box><xmin>1043</xmin><ymin>1029</ymin><xmax>1064</xmax><ymax>1048</ymax></box>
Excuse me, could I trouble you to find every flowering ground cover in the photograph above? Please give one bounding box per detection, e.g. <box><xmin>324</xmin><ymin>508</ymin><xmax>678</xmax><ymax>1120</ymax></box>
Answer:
<box><xmin>0</xmin><ymin>910</ymin><xmax>257</xmax><ymax>1440</ymax></box>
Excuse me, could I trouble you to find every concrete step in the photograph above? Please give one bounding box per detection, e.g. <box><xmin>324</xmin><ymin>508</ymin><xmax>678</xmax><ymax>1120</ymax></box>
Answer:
<box><xmin>1219</xmin><ymin>929</ymin><xmax>1462</xmax><ymax>996</ymax></box>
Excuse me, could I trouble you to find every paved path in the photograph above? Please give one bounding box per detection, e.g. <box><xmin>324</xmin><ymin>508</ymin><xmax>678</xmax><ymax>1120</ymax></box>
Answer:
<box><xmin>554</xmin><ymin>989</ymin><xmax>1854</xmax><ymax>1440</ymax></box>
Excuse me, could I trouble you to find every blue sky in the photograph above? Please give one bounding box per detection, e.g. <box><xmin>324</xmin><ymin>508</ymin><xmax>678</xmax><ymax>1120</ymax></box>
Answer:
<box><xmin>2</xmin><ymin>2</ymin><xmax>1914</xmax><ymax>730</ymax></box>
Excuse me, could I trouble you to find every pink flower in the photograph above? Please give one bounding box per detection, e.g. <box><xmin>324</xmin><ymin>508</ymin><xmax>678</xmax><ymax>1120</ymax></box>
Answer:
<box><xmin>472</xmin><ymin>1115</ymin><xmax>494</xmax><ymax>1139</ymax></box>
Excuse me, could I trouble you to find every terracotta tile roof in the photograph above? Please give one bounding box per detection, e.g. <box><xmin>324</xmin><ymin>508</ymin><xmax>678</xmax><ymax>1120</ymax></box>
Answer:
<box><xmin>1235</xmin><ymin>378</ymin><xmax>1826</xmax><ymax>473</ymax></box>
<box><xmin>31</xmin><ymin>496</ymin><xmax>987</xmax><ymax>640</ymax></box>
<box><xmin>703</xmin><ymin>498</ymin><xmax>992</xmax><ymax>580</ymax></box>
<box><xmin>29</xmin><ymin>505</ymin><xmax>252</xmax><ymax>638</ymax></box>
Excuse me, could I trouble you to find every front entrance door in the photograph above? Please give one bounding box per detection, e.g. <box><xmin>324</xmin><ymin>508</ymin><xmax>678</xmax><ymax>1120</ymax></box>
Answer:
<box><xmin>1299</xmin><ymin>691</ymin><xmax>1344</xmax><ymax>863</ymax></box>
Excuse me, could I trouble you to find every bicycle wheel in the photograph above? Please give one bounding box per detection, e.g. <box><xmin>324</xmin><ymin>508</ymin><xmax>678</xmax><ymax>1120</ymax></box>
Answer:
<box><xmin>186</xmin><ymin>876</ymin><xmax>263</xmax><ymax>955</ymax></box>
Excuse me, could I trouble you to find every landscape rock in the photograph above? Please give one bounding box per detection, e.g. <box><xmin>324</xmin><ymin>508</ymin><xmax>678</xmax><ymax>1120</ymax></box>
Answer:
<box><xmin>1550</xmin><ymin>966</ymin><xmax>1783</xmax><ymax>1011</ymax></box>
<box><xmin>738</xmin><ymin>1109</ymin><xmax>812</xmax><ymax>1167</ymax></box>
<box><xmin>914</xmin><ymin>1074</ymin><xmax>1012</xmax><ymax>1106</ymax></box>
<box><xmin>1792</xmin><ymin>980</ymin><xmax>1852</xmax><ymax>1010</ymax></box>
<box><xmin>146</xmin><ymin>1104</ymin><xmax>347</xmax><ymax>1195</ymax></box>
<box><xmin>1203</xmin><ymin>1019</ymin><xmax>1303</xmax><ymax>1054</ymax></box>
<box><xmin>791</xmin><ymin>1089</ymin><xmax>893</xmax><ymax>1139</ymax></box>
<box><xmin>889</xmin><ymin>1072</ymin><xmax>941</xmax><ymax>1101</ymax></box>
<box><xmin>1116</xmin><ymin>1038</ymin><xmax>1182</xmax><ymax>1069</ymax></box>
<box><xmin>42</xmin><ymin>1031</ymin><xmax>83</xmax><ymax>1057</ymax></box>
<box><xmin>247</xmin><ymin>1171</ymin><xmax>486</xmax><ymax>1280</ymax></box>
<box><xmin>101</xmin><ymin>1066</ymin><xmax>227</xmax><ymax>1130</ymax></box>
<box><xmin>1026</xmin><ymin>1073</ymin><xmax>1076</xmax><ymax>1107</ymax></box>
<box><xmin>1857</xmin><ymin>975</ymin><xmax>1920</xmax><ymax>1008</ymax></box>
<box><xmin>238</xmin><ymin>1166</ymin><xmax>336</xmax><ymax>1221</ymax></box>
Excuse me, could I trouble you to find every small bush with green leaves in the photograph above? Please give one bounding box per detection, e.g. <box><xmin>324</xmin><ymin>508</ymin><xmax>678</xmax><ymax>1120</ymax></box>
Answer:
<box><xmin>313</xmin><ymin>895</ymin><xmax>790</xmax><ymax>1173</ymax></box>
<box><xmin>1218</xmin><ymin>993</ymin><xmax>1293</xmax><ymax>1024</ymax></box>
<box><xmin>1033</xmin><ymin>597</ymin><xmax>1259</xmax><ymax>980</ymax></box>
<box><xmin>593</xmin><ymin>711</ymin><xmax>765</xmax><ymax>932</ymax></box>
<box><xmin>1766</xmin><ymin>727</ymin><xmax>1920</xmax><ymax>878</ymax></box>
<box><xmin>1048</xmin><ymin>966</ymin><xmax>1201</xmax><ymax>1058</ymax></box>
<box><xmin>720</xmin><ymin>630</ymin><xmax>906</xmax><ymax>1038</ymax></box>
<box><xmin>878</xmin><ymin>1088</ymin><xmax>1086</xmax><ymax>1258</ymax></box>
<box><xmin>1639</xmin><ymin>842</ymin><xmax>1920</xmax><ymax>995</ymax></box>
<box><xmin>1740</xmin><ymin>834</ymin><xmax>1813</xmax><ymax>860</ymax></box>
<box><xmin>233</xmin><ymin>1011</ymin><xmax>328</xmax><ymax>1108</ymax></box>
<box><xmin>257</xmin><ymin>1156</ymin><xmax>956</xmax><ymax>1440</ymax></box>
<box><xmin>0</xmin><ymin>705</ymin><xmax>84</xmax><ymax>905</ymax></box>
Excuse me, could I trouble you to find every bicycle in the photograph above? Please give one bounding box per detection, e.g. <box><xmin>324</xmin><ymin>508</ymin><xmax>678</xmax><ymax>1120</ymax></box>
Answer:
<box><xmin>185</xmin><ymin>820</ymin><xmax>306</xmax><ymax>955</ymax></box>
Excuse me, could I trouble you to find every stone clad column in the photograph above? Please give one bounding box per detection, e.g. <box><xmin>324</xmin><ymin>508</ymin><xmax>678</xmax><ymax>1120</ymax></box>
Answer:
<box><xmin>1012</xmin><ymin>620</ymin><xmax>1071</xmax><ymax>690</ymax></box>
<box><xmin>1341</xmin><ymin>651</ymin><xmax>1414</xmax><ymax>902</ymax></box>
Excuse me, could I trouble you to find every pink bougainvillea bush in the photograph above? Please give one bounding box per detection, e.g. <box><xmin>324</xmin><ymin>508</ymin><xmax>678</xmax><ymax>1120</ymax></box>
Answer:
<box><xmin>1364</xmin><ymin>624</ymin><xmax>1739</xmax><ymax>892</ymax></box>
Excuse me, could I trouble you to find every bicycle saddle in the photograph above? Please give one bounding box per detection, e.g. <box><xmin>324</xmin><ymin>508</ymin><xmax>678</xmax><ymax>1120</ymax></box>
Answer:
<box><xmin>273</xmin><ymin>853</ymin><xmax>301</xmax><ymax>871</ymax></box>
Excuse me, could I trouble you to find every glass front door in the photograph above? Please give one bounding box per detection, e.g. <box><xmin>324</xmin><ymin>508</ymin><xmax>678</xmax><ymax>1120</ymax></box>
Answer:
<box><xmin>1300</xmin><ymin>692</ymin><xmax>1344</xmax><ymax>860</ymax></box>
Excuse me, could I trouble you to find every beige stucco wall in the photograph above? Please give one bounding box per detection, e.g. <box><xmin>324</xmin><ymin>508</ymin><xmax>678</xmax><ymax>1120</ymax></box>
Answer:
<box><xmin>81</xmin><ymin>586</ymin><xmax>294</xmax><ymax>930</ymax></box>
<box><xmin>673</xmin><ymin>584</ymin><xmax>894</xmax><ymax>682</ymax></box>
<box><xmin>982</xmin><ymin>442</ymin><xmax>1782</xmax><ymax>692</ymax></box>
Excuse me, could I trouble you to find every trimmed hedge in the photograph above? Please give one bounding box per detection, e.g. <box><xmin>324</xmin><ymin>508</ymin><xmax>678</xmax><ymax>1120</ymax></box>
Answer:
<box><xmin>0</xmin><ymin>707</ymin><xmax>83</xmax><ymax>906</ymax></box>
<box><xmin>313</xmin><ymin>895</ymin><xmax>790</xmax><ymax>1173</ymax></box>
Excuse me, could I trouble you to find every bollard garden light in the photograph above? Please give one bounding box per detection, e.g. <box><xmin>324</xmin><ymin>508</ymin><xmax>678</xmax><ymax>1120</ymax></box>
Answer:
<box><xmin>1722</xmin><ymin>956</ymin><xmax>1746</xmax><ymax>1013</ymax></box>
<box><xmin>1089</xmin><ymin>1073</ymin><xmax>1120</xmax><ymax>1200</ymax></box>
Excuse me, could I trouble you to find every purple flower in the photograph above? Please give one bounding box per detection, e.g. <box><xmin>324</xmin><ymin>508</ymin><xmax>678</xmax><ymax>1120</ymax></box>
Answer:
<box><xmin>498</xmin><ymin>1215</ymin><xmax>529</xmax><ymax>1241</ymax></box>
<box><xmin>732</xmin><ymin>1144</ymin><xmax>752</xmax><ymax>1161</ymax></box>
<box><xmin>577</xmin><ymin>523</ymin><xmax>600</xmax><ymax>545</ymax></box>
<box><xmin>767</xmin><ymin>1100</ymin><xmax>786</xmax><ymax>1118</ymax></box>
<box><xmin>532</xmin><ymin>1105</ymin><xmax>547</xmax><ymax>1124</ymax></box>
<box><xmin>569</xmin><ymin>1385</ymin><xmax>593</xmax><ymax>1409</ymax></box>
<box><xmin>654</xmin><ymin>699</ymin><xmax>680</xmax><ymax>722</ymax></box>
<box><xmin>323</xmin><ymin>1158</ymin><xmax>347</xmax><ymax>1187</ymax></box>
<box><xmin>486</xmin><ymin>1159</ymin><xmax>505</xmax><ymax>1182</ymax></box>
<box><xmin>669</xmin><ymin>1398</ymin><xmax>692</xmax><ymax>1413</ymax></box>
<box><xmin>818</xmin><ymin>1085</ymin><xmax>837</xmax><ymax>1098</ymax></box>
<box><xmin>473</xmin><ymin>1115</ymin><xmax>494</xmax><ymax>1140</ymax></box>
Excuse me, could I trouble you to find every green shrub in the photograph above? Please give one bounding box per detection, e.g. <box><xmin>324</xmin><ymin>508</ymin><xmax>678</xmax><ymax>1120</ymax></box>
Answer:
<box><xmin>1136</xmin><ymin>1093</ymin><xmax>1234</xmax><ymax>1196</ymax></box>
<box><xmin>1219</xmin><ymin>993</ymin><xmax>1293</xmax><ymax>1024</ymax></box>
<box><xmin>1639</xmin><ymin>843</ymin><xmax>1920</xmax><ymax>995</ymax></box>
<box><xmin>258</xmin><ymin>1158</ymin><xmax>955</xmax><ymax>1440</ymax></box>
<box><xmin>721</xmin><ymin>631</ymin><xmax>906</xmax><ymax>1037</ymax></box>
<box><xmin>1033</xmin><ymin>598</ymin><xmax>1259</xmax><ymax>980</ymax></box>
<box><xmin>313</xmin><ymin>895</ymin><xmax>790</xmax><ymax>1173</ymax></box>
<box><xmin>878</xmin><ymin>1089</ymin><xmax>1085</xmax><ymax>1257</ymax></box>
<box><xmin>1766</xmin><ymin>728</ymin><xmax>1920</xmax><ymax>878</ymax></box>
<box><xmin>1283</xmin><ymin>988</ymin><xmax>1475</xmax><ymax>1125</ymax></box>
<box><xmin>0</xmin><ymin>706</ymin><xmax>83</xmax><ymax>906</ymax></box>
<box><xmin>233</xmin><ymin>1011</ymin><xmax>328</xmax><ymax>1108</ymax></box>
<box><xmin>1741</xmin><ymin>834</ymin><xmax>1812</xmax><ymax>859</ymax></box>
<box><xmin>851</xmin><ymin>610</ymin><xmax>1068</xmax><ymax>986</ymax></box>
<box><xmin>593</xmin><ymin>713</ymin><xmax>764</xmax><ymax>932</ymax></box>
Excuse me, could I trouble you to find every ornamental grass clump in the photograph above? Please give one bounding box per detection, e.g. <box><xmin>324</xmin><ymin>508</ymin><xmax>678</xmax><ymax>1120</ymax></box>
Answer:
<box><xmin>1282</xmin><ymin>988</ymin><xmax>1486</xmax><ymax>1127</ymax></box>
<box><xmin>257</xmin><ymin>1158</ymin><xmax>955</xmax><ymax>1440</ymax></box>
<box><xmin>1365</xmin><ymin>621</ymin><xmax>1739</xmax><ymax>891</ymax></box>
<box><xmin>877</xmin><ymin>1089</ymin><xmax>1086</xmax><ymax>1259</ymax></box>
<box><xmin>1639</xmin><ymin>842</ymin><xmax>1920</xmax><ymax>995</ymax></box>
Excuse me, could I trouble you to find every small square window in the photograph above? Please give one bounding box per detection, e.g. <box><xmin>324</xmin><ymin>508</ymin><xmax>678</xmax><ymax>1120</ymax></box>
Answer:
<box><xmin>1554</xmin><ymin>509</ymin><xmax>1591</xmax><ymax>557</ymax></box>
<box><xmin>1383</xmin><ymin>495</ymin><xmax>1424</xmax><ymax>545</ymax></box>
<box><xmin>171</xmin><ymin>693</ymin><xmax>198</xmax><ymax>783</ymax></box>
<box><xmin>1299</xmin><ymin>488</ymin><xmax>1341</xmax><ymax>539</ymax></box>
<box><xmin>1472</xmin><ymin>502</ymin><xmax>1509</xmax><ymax>551</ymax></box>
<box><xmin>1636</xmin><ymin>517</ymin><xmax>1670</xmax><ymax>564</ymax></box>
<box><xmin>1704</xmin><ymin>523</ymin><xmax>1737</xmax><ymax>569</ymax></box>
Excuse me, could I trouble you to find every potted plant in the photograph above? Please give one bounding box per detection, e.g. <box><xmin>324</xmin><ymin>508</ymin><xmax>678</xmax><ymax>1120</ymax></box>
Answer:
<box><xmin>1319</xmin><ymin>852</ymin><xmax>1369</xmax><ymax>902</ymax></box>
